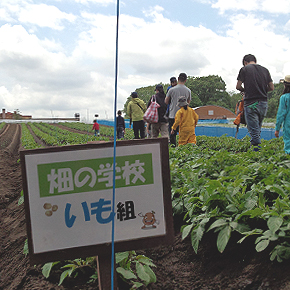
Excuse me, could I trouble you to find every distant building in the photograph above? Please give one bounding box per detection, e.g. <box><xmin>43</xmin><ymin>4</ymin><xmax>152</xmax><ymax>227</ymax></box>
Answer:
<box><xmin>193</xmin><ymin>105</ymin><xmax>235</xmax><ymax>120</ymax></box>
<box><xmin>0</xmin><ymin>109</ymin><xmax>32</xmax><ymax>120</ymax></box>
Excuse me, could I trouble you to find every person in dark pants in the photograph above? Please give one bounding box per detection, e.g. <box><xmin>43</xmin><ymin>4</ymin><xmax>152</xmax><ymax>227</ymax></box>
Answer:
<box><xmin>166</xmin><ymin>77</ymin><xmax>177</xmax><ymax>137</ymax></box>
<box><xmin>116</xmin><ymin>110</ymin><xmax>125</xmax><ymax>139</ymax></box>
<box><xmin>127</xmin><ymin>92</ymin><xmax>146</xmax><ymax>139</ymax></box>
<box><xmin>165</xmin><ymin>73</ymin><xmax>191</xmax><ymax>147</ymax></box>
<box><xmin>236</xmin><ymin>54</ymin><xmax>274</xmax><ymax>151</ymax></box>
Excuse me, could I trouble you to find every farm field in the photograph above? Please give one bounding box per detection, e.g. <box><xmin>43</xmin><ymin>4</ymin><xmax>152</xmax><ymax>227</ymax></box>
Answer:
<box><xmin>2</xmin><ymin>122</ymin><xmax>290</xmax><ymax>289</ymax></box>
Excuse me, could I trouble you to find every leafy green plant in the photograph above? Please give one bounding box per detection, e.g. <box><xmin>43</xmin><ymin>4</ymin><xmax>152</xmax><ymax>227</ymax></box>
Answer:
<box><xmin>18</xmin><ymin>190</ymin><xmax>24</xmax><ymax>205</ymax></box>
<box><xmin>171</xmin><ymin>136</ymin><xmax>290</xmax><ymax>261</ymax></box>
<box><xmin>42</xmin><ymin>257</ymin><xmax>97</xmax><ymax>286</ymax></box>
<box><xmin>116</xmin><ymin>251</ymin><xmax>156</xmax><ymax>289</ymax></box>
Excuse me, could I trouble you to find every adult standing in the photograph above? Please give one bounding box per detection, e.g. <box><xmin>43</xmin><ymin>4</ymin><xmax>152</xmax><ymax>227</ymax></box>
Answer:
<box><xmin>127</xmin><ymin>92</ymin><xmax>146</xmax><ymax>139</ymax></box>
<box><xmin>236</xmin><ymin>54</ymin><xmax>274</xmax><ymax>151</ymax></box>
<box><xmin>147</xmin><ymin>84</ymin><xmax>169</xmax><ymax>138</ymax></box>
<box><xmin>165</xmin><ymin>76</ymin><xmax>177</xmax><ymax>134</ymax></box>
<box><xmin>116</xmin><ymin>110</ymin><xmax>125</xmax><ymax>139</ymax></box>
<box><xmin>275</xmin><ymin>75</ymin><xmax>290</xmax><ymax>154</ymax></box>
<box><xmin>165</xmin><ymin>73</ymin><xmax>191</xmax><ymax>147</ymax></box>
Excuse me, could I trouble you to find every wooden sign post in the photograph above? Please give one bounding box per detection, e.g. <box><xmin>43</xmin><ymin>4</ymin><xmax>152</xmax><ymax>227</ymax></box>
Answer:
<box><xmin>21</xmin><ymin>138</ymin><xmax>174</xmax><ymax>288</ymax></box>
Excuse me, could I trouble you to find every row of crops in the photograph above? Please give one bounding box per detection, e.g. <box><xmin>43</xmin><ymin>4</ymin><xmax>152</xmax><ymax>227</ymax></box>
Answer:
<box><xmin>20</xmin><ymin>122</ymin><xmax>135</xmax><ymax>149</ymax></box>
<box><xmin>171</xmin><ymin>136</ymin><xmax>290</xmax><ymax>262</ymax></box>
<box><xmin>14</xmin><ymin>121</ymin><xmax>290</xmax><ymax>287</ymax></box>
<box><xmin>19</xmin><ymin>121</ymin><xmax>290</xmax><ymax>262</ymax></box>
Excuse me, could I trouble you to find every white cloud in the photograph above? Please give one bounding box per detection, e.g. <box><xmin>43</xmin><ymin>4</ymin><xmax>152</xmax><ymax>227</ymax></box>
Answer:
<box><xmin>212</xmin><ymin>0</ymin><xmax>290</xmax><ymax>14</ymax></box>
<box><xmin>18</xmin><ymin>4</ymin><xmax>76</xmax><ymax>30</ymax></box>
<box><xmin>0</xmin><ymin>3</ymin><xmax>290</xmax><ymax>120</ymax></box>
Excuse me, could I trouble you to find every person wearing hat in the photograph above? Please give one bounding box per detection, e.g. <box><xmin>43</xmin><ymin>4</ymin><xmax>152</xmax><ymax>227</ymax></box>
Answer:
<box><xmin>275</xmin><ymin>75</ymin><xmax>290</xmax><ymax>154</ymax></box>
<box><xmin>166</xmin><ymin>77</ymin><xmax>177</xmax><ymax>93</ymax></box>
<box><xmin>165</xmin><ymin>73</ymin><xmax>191</xmax><ymax>147</ymax></box>
<box><xmin>127</xmin><ymin>91</ymin><xmax>147</xmax><ymax>139</ymax></box>
<box><xmin>170</xmin><ymin>96</ymin><xmax>199</xmax><ymax>146</ymax></box>
<box><xmin>147</xmin><ymin>84</ymin><xmax>169</xmax><ymax>138</ymax></box>
<box><xmin>236</xmin><ymin>54</ymin><xmax>274</xmax><ymax>151</ymax></box>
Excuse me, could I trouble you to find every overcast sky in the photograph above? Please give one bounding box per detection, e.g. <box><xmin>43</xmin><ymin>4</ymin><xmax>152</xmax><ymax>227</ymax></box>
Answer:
<box><xmin>0</xmin><ymin>0</ymin><xmax>290</xmax><ymax>121</ymax></box>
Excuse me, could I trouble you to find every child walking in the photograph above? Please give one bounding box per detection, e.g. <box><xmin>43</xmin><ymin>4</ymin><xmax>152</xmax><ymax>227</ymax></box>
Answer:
<box><xmin>92</xmin><ymin>119</ymin><xmax>100</xmax><ymax>136</ymax></box>
<box><xmin>275</xmin><ymin>75</ymin><xmax>290</xmax><ymax>154</ymax></box>
<box><xmin>171</xmin><ymin>96</ymin><xmax>199</xmax><ymax>146</ymax></box>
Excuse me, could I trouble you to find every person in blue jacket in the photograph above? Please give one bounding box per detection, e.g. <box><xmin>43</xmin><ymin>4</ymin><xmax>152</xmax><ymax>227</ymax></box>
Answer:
<box><xmin>275</xmin><ymin>75</ymin><xmax>290</xmax><ymax>154</ymax></box>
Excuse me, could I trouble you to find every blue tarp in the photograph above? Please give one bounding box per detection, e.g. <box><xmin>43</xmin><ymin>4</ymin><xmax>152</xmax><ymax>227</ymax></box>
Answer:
<box><xmin>97</xmin><ymin>119</ymin><xmax>279</xmax><ymax>140</ymax></box>
<box><xmin>195</xmin><ymin>126</ymin><xmax>279</xmax><ymax>140</ymax></box>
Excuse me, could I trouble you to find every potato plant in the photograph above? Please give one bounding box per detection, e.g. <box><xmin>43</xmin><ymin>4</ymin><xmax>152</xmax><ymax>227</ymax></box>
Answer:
<box><xmin>171</xmin><ymin>136</ymin><xmax>290</xmax><ymax>261</ymax></box>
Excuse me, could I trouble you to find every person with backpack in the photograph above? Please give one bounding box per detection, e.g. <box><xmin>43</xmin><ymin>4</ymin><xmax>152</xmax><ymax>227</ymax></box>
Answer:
<box><xmin>275</xmin><ymin>75</ymin><xmax>290</xmax><ymax>154</ymax></box>
<box><xmin>236</xmin><ymin>54</ymin><xmax>274</xmax><ymax>151</ymax></box>
<box><xmin>127</xmin><ymin>92</ymin><xmax>146</xmax><ymax>139</ymax></box>
<box><xmin>170</xmin><ymin>96</ymin><xmax>199</xmax><ymax>146</ymax></box>
<box><xmin>116</xmin><ymin>110</ymin><xmax>125</xmax><ymax>139</ymax></box>
<box><xmin>147</xmin><ymin>84</ymin><xmax>169</xmax><ymax>138</ymax></box>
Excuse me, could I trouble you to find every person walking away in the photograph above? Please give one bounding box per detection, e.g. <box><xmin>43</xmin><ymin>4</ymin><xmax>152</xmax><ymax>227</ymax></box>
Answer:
<box><xmin>127</xmin><ymin>92</ymin><xmax>146</xmax><ymax>139</ymax></box>
<box><xmin>92</xmin><ymin>119</ymin><xmax>100</xmax><ymax>136</ymax></box>
<box><xmin>275</xmin><ymin>75</ymin><xmax>290</xmax><ymax>154</ymax></box>
<box><xmin>165</xmin><ymin>73</ymin><xmax>191</xmax><ymax>147</ymax></box>
<box><xmin>116</xmin><ymin>110</ymin><xmax>125</xmax><ymax>139</ymax></box>
<box><xmin>236</xmin><ymin>54</ymin><xmax>274</xmax><ymax>151</ymax></box>
<box><xmin>171</xmin><ymin>96</ymin><xmax>199</xmax><ymax>146</ymax></box>
<box><xmin>147</xmin><ymin>84</ymin><xmax>169</xmax><ymax>139</ymax></box>
<box><xmin>165</xmin><ymin>77</ymin><xmax>177</xmax><ymax>133</ymax></box>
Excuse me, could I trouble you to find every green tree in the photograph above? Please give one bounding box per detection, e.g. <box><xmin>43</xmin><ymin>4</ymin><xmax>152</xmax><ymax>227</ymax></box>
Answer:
<box><xmin>266</xmin><ymin>83</ymin><xmax>284</xmax><ymax>118</ymax></box>
<box><xmin>186</xmin><ymin>75</ymin><xmax>232</xmax><ymax>109</ymax></box>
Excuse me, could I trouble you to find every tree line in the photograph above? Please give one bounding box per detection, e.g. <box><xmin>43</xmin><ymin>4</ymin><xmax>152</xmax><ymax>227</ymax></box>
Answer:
<box><xmin>123</xmin><ymin>75</ymin><xmax>284</xmax><ymax>119</ymax></box>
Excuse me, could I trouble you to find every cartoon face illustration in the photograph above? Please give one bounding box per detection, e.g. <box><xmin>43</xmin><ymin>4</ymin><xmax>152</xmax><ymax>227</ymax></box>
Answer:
<box><xmin>138</xmin><ymin>211</ymin><xmax>158</xmax><ymax>229</ymax></box>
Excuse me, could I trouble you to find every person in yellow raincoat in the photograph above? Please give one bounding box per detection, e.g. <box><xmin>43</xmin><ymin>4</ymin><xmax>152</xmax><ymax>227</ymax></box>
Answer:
<box><xmin>171</xmin><ymin>96</ymin><xmax>199</xmax><ymax>146</ymax></box>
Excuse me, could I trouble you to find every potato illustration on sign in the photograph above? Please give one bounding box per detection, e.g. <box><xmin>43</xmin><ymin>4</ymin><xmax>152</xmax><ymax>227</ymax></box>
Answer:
<box><xmin>138</xmin><ymin>211</ymin><xmax>159</xmax><ymax>229</ymax></box>
<box><xmin>43</xmin><ymin>203</ymin><xmax>58</xmax><ymax>217</ymax></box>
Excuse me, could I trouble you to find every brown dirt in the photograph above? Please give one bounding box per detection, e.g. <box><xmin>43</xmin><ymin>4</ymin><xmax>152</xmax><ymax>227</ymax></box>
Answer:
<box><xmin>1</xmin><ymin>123</ymin><xmax>290</xmax><ymax>290</ymax></box>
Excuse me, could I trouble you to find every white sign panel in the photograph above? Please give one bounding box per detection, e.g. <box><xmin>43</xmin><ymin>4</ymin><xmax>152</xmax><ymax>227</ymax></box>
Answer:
<box><xmin>21</xmin><ymin>139</ymin><xmax>173</xmax><ymax>264</ymax></box>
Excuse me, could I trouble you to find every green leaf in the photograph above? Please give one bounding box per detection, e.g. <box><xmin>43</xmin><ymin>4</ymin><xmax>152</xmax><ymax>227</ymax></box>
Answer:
<box><xmin>207</xmin><ymin>219</ymin><xmax>228</xmax><ymax>232</ymax></box>
<box><xmin>256</xmin><ymin>239</ymin><xmax>269</xmax><ymax>252</ymax></box>
<box><xmin>217</xmin><ymin>226</ymin><xmax>231</xmax><ymax>253</ymax></box>
<box><xmin>268</xmin><ymin>216</ymin><xmax>283</xmax><ymax>233</ymax></box>
<box><xmin>143</xmin><ymin>264</ymin><xmax>156</xmax><ymax>283</ymax></box>
<box><xmin>115</xmin><ymin>252</ymin><xmax>129</xmax><ymax>264</ymax></box>
<box><xmin>116</xmin><ymin>267</ymin><xmax>137</xmax><ymax>280</ymax></box>
<box><xmin>182</xmin><ymin>224</ymin><xmax>193</xmax><ymax>240</ymax></box>
<box><xmin>42</xmin><ymin>262</ymin><xmax>54</xmax><ymax>278</ymax></box>
<box><xmin>18</xmin><ymin>195</ymin><xmax>24</xmax><ymax>206</ymax></box>
<box><xmin>131</xmin><ymin>281</ymin><xmax>144</xmax><ymax>289</ymax></box>
<box><xmin>136</xmin><ymin>257</ymin><xmax>156</xmax><ymax>267</ymax></box>
<box><xmin>136</xmin><ymin>262</ymin><xmax>150</xmax><ymax>284</ymax></box>
<box><xmin>58</xmin><ymin>268</ymin><xmax>73</xmax><ymax>285</ymax></box>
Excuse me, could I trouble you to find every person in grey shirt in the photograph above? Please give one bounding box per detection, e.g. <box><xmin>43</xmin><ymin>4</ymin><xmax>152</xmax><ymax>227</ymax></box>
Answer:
<box><xmin>165</xmin><ymin>73</ymin><xmax>191</xmax><ymax>147</ymax></box>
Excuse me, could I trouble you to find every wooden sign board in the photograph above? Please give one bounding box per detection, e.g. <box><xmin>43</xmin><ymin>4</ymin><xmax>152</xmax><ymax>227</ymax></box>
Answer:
<box><xmin>20</xmin><ymin>138</ymin><xmax>174</xmax><ymax>265</ymax></box>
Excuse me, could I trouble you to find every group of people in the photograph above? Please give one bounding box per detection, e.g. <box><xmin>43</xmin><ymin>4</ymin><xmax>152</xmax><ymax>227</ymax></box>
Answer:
<box><xmin>120</xmin><ymin>53</ymin><xmax>290</xmax><ymax>154</ymax></box>
<box><xmin>126</xmin><ymin>73</ymin><xmax>199</xmax><ymax>147</ymax></box>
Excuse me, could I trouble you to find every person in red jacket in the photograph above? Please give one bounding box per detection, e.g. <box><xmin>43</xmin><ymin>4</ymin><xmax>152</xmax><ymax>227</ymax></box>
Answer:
<box><xmin>92</xmin><ymin>119</ymin><xmax>100</xmax><ymax>136</ymax></box>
